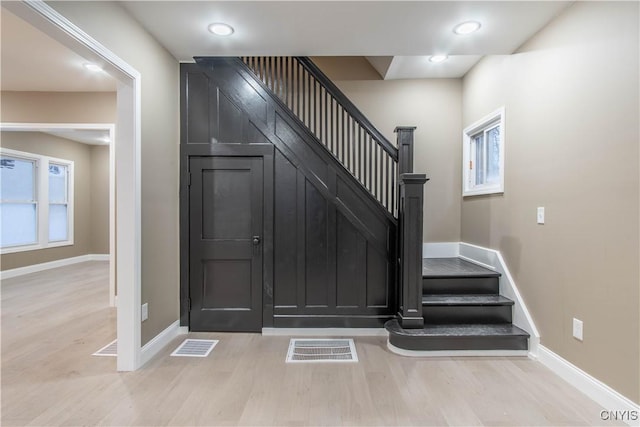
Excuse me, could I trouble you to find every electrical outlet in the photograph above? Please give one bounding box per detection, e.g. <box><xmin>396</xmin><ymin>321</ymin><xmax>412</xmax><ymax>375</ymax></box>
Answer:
<box><xmin>573</xmin><ymin>318</ymin><xmax>583</xmax><ymax>341</ymax></box>
<box><xmin>537</xmin><ymin>207</ymin><xmax>545</xmax><ymax>224</ymax></box>
<box><xmin>141</xmin><ymin>303</ymin><xmax>149</xmax><ymax>322</ymax></box>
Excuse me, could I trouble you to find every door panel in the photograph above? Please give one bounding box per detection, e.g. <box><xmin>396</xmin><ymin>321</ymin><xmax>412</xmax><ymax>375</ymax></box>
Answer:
<box><xmin>189</xmin><ymin>156</ymin><xmax>263</xmax><ymax>331</ymax></box>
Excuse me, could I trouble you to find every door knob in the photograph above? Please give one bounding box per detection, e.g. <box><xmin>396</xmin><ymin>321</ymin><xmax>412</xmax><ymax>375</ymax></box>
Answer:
<box><xmin>252</xmin><ymin>236</ymin><xmax>261</xmax><ymax>245</ymax></box>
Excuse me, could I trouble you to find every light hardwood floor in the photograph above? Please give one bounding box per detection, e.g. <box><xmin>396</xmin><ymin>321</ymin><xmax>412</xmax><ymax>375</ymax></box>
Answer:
<box><xmin>1</xmin><ymin>262</ymin><xmax>617</xmax><ymax>426</ymax></box>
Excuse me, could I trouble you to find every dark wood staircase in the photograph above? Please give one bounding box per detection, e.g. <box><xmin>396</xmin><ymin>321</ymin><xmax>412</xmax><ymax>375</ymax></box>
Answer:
<box><xmin>385</xmin><ymin>258</ymin><xmax>529</xmax><ymax>352</ymax></box>
<box><xmin>216</xmin><ymin>57</ymin><xmax>528</xmax><ymax>351</ymax></box>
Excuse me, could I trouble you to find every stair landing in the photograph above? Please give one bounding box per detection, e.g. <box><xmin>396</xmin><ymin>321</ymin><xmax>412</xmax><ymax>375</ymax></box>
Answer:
<box><xmin>386</xmin><ymin>319</ymin><xmax>529</xmax><ymax>352</ymax></box>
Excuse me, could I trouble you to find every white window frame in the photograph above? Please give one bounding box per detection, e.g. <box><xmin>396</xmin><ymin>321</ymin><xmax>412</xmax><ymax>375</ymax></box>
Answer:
<box><xmin>462</xmin><ymin>107</ymin><xmax>505</xmax><ymax>196</ymax></box>
<box><xmin>1</xmin><ymin>147</ymin><xmax>74</xmax><ymax>254</ymax></box>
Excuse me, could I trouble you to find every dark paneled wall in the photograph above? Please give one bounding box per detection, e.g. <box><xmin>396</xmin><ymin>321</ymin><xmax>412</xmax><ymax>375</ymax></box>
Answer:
<box><xmin>181</xmin><ymin>58</ymin><xmax>397</xmax><ymax>327</ymax></box>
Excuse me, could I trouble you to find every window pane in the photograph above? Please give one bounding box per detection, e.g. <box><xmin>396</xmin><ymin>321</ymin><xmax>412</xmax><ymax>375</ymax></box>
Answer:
<box><xmin>49</xmin><ymin>164</ymin><xmax>67</xmax><ymax>203</ymax></box>
<box><xmin>0</xmin><ymin>203</ymin><xmax>37</xmax><ymax>247</ymax></box>
<box><xmin>486</xmin><ymin>125</ymin><xmax>501</xmax><ymax>184</ymax></box>
<box><xmin>49</xmin><ymin>204</ymin><xmax>68</xmax><ymax>242</ymax></box>
<box><xmin>1</xmin><ymin>156</ymin><xmax>35</xmax><ymax>201</ymax></box>
<box><xmin>473</xmin><ymin>134</ymin><xmax>485</xmax><ymax>185</ymax></box>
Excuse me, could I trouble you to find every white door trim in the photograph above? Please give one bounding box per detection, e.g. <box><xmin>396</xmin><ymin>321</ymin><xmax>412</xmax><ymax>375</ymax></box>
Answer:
<box><xmin>6</xmin><ymin>0</ymin><xmax>143</xmax><ymax>371</ymax></box>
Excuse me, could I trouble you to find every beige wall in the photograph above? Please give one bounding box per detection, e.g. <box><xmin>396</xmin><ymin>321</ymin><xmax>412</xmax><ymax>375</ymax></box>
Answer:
<box><xmin>462</xmin><ymin>2</ymin><xmax>639</xmax><ymax>403</ymax></box>
<box><xmin>1</xmin><ymin>91</ymin><xmax>116</xmax><ymax>123</ymax></box>
<box><xmin>314</xmin><ymin>59</ymin><xmax>462</xmax><ymax>242</ymax></box>
<box><xmin>311</xmin><ymin>56</ymin><xmax>383</xmax><ymax>80</ymax></box>
<box><xmin>0</xmin><ymin>131</ymin><xmax>99</xmax><ymax>269</ymax></box>
<box><xmin>90</xmin><ymin>145</ymin><xmax>109</xmax><ymax>254</ymax></box>
<box><xmin>48</xmin><ymin>1</ymin><xmax>180</xmax><ymax>345</ymax></box>
<box><xmin>1</xmin><ymin>91</ymin><xmax>115</xmax><ymax>269</ymax></box>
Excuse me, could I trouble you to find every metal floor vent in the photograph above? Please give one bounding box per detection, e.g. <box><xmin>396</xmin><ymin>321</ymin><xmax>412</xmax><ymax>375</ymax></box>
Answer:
<box><xmin>171</xmin><ymin>339</ymin><xmax>218</xmax><ymax>357</ymax></box>
<box><xmin>93</xmin><ymin>339</ymin><xmax>117</xmax><ymax>357</ymax></box>
<box><xmin>286</xmin><ymin>338</ymin><xmax>358</xmax><ymax>363</ymax></box>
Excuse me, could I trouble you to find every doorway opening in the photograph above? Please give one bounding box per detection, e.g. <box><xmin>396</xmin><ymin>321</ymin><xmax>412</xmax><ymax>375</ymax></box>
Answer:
<box><xmin>4</xmin><ymin>1</ymin><xmax>142</xmax><ymax>370</ymax></box>
<box><xmin>0</xmin><ymin>123</ymin><xmax>116</xmax><ymax>306</ymax></box>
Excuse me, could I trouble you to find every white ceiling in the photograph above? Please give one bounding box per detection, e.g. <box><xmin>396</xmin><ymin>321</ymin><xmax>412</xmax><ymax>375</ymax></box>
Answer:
<box><xmin>122</xmin><ymin>1</ymin><xmax>572</xmax><ymax>78</ymax></box>
<box><xmin>0</xmin><ymin>1</ymin><xmax>572</xmax><ymax>89</ymax></box>
<box><xmin>0</xmin><ymin>7</ymin><xmax>117</xmax><ymax>92</ymax></box>
<box><xmin>43</xmin><ymin>129</ymin><xmax>111</xmax><ymax>146</ymax></box>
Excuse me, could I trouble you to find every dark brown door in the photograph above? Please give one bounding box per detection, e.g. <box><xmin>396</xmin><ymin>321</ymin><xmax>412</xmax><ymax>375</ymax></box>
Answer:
<box><xmin>189</xmin><ymin>156</ymin><xmax>263</xmax><ymax>331</ymax></box>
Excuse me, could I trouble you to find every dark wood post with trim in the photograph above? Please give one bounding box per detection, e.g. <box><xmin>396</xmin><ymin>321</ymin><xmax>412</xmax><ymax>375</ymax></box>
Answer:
<box><xmin>395</xmin><ymin>126</ymin><xmax>427</xmax><ymax>329</ymax></box>
<box><xmin>397</xmin><ymin>173</ymin><xmax>428</xmax><ymax>328</ymax></box>
<box><xmin>395</xmin><ymin>126</ymin><xmax>416</xmax><ymax>174</ymax></box>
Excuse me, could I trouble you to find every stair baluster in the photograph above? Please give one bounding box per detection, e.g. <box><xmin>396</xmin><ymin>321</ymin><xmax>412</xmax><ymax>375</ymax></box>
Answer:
<box><xmin>242</xmin><ymin>56</ymin><xmax>399</xmax><ymax>216</ymax></box>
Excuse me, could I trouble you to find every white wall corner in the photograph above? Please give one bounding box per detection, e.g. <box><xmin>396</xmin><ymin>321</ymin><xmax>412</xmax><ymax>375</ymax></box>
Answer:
<box><xmin>139</xmin><ymin>320</ymin><xmax>187</xmax><ymax>367</ymax></box>
<box><xmin>422</xmin><ymin>242</ymin><xmax>460</xmax><ymax>258</ymax></box>
<box><xmin>457</xmin><ymin>242</ymin><xmax>541</xmax><ymax>357</ymax></box>
<box><xmin>538</xmin><ymin>346</ymin><xmax>640</xmax><ymax>426</ymax></box>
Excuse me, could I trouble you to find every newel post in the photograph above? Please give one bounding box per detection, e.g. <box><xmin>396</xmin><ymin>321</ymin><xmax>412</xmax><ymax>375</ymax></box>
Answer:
<box><xmin>394</xmin><ymin>126</ymin><xmax>427</xmax><ymax>328</ymax></box>
<box><xmin>395</xmin><ymin>126</ymin><xmax>416</xmax><ymax>174</ymax></box>
<box><xmin>398</xmin><ymin>173</ymin><xmax>428</xmax><ymax>328</ymax></box>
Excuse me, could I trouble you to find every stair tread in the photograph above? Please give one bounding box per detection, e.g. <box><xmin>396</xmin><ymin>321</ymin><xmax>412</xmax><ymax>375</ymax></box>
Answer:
<box><xmin>422</xmin><ymin>294</ymin><xmax>513</xmax><ymax>306</ymax></box>
<box><xmin>385</xmin><ymin>319</ymin><xmax>529</xmax><ymax>338</ymax></box>
<box><xmin>423</xmin><ymin>258</ymin><xmax>500</xmax><ymax>278</ymax></box>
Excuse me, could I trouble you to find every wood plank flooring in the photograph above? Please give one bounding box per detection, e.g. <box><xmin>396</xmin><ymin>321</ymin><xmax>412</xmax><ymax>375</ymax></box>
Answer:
<box><xmin>1</xmin><ymin>262</ymin><xmax>617</xmax><ymax>426</ymax></box>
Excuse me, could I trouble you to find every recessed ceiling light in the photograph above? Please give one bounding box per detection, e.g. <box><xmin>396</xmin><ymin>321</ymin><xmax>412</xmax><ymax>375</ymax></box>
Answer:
<box><xmin>208</xmin><ymin>22</ymin><xmax>234</xmax><ymax>36</ymax></box>
<box><xmin>453</xmin><ymin>21</ymin><xmax>481</xmax><ymax>35</ymax></box>
<box><xmin>83</xmin><ymin>63</ymin><xmax>103</xmax><ymax>72</ymax></box>
<box><xmin>429</xmin><ymin>55</ymin><xmax>449</xmax><ymax>63</ymax></box>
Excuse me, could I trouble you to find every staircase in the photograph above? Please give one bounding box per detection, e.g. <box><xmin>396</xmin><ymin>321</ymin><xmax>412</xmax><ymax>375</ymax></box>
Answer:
<box><xmin>184</xmin><ymin>56</ymin><xmax>529</xmax><ymax>352</ymax></box>
<box><xmin>385</xmin><ymin>258</ymin><xmax>529</xmax><ymax>352</ymax></box>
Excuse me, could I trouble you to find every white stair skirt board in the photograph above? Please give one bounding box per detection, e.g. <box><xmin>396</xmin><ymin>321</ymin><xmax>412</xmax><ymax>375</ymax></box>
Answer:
<box><xmin>387</xmin><ymin>341</ymin><xmax>528</xmax><ymax>358</ymax></box>
<box><xmin>422</xmin><ymin>242</ymin><xmax>460</xmax><ymax>258</ymax></box>
<box><xmin>263</xmin><ymin>328</ymin><xmax>387</xmax><ymax>337</ymax></box>
<box><xmin>171</xmin><ymin>339</ymin><xmax>218</xmax><ymax>357</ymax></box>
<box><xmin>286</xmin><ymin>338</ymin><xmax>358</xmax><ymax>363</ymax></box>
<box><xmin>537</xmin><ymin>346</ymin><xmax>640</xmax><ymax>427</ymax></box>
<box><xmin>93</xmin><ymin>339</ymin><xmax>117</xmax><ymax>357</ymax></box>
<box><xmin>457</xmin><ymin>242</ymin><xmax>541</xmax><ymax>357</ymax></box>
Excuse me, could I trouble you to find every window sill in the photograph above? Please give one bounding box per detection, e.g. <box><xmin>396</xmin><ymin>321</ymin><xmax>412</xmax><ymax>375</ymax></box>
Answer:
<box><xmin>463</xmin><ymin>187</ymin><xmax>504</xmax><ymax>197</ymax></box>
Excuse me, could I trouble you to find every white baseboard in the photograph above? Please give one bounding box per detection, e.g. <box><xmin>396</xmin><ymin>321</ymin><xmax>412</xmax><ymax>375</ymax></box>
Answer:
<box><xmin>458</xmin><ymin>242</ymin><xmax>540</xmax><ymax>356</ymax></box>
<box><xmin>88</xmin><ymin>253</ymin><xmax>110</xmax><ymax>262</ymax></box>
<box><xmin>538</xmin><ymin>345</ymin><xmax>640</xmax><ymax>425</ymax></box>
<box><xmin>387</xmin><ymin>342</ymin><xmax>528</xmax><ymax>358</ymax></box>
<box><xmin>423</xmin><ymin>242</ymin><xmax>459</xmax><ymax>258</ymax></box>
<box><xmin>140</xmin><ymin>320</ymin><xmax>188</xmax><ymax>366</ymax></box>
<box><xmin>262</xmin><ymin>328</ymin><xmax>388</xmax><ymax>337</ymax></box>
<box><xmin>0</xmin><ymin>254</ymin><xmax>109</xmax><ymax>280</ymax></box>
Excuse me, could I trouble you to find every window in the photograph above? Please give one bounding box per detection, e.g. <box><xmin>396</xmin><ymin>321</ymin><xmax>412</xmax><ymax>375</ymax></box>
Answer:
<box><xmin>463</xmin><ymin>107</ymin><xmax>505</xmax><ymax>196</ymax></box>
<box><xmin>0</xmin><ymin>148</ymin><xmax>74</xmax><ymax>253</ymax></box>
<box><xmin>48</xmin><ymin>163</ymin><xmax>69</xmax><ymax>242</ymax></box>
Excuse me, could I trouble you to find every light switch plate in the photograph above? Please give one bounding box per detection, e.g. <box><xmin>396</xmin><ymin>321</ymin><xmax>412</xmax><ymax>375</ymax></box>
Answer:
<box><xmin>573</xmin><ymin>318</ymin><xmax>583</xmax><ymax>341</ymax></box>
<box><xmin>537</xmin><ymin>207</ymin><xmax>545</xmax><ymax>224</ymax></box>
<box><xmin>141</xmin><ymin>303</ymin><xmax>149</xmax><ymax>322</ymax></box>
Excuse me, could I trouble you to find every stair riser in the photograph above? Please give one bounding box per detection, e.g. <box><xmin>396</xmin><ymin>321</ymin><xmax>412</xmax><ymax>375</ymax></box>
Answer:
<box><xmin>423</xmin><ymin>277</ymin><xmax>499</xmax><ymax>294</ymax></box>
<box><xmin>388</xmin><ymin>334</ymin><xmax>528</xmax><ymax>351</ymax></box>
<box><xmin>422</xmin><ymin>305</ymin><xmax>512</xmax><ymax>324</ymax></box>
